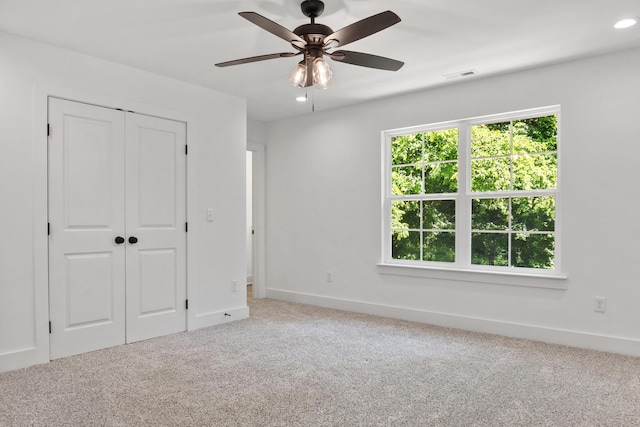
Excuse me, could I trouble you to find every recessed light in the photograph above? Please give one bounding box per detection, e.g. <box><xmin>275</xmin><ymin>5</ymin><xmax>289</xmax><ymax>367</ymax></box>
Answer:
<box><xmin>295</xmin><ymin>95</ymin><xmax>308</xmax><ymax>102</ymax></box>
<box><xmin>614</xmin><ymin>18</ymin><xmax>637</xmax><ymax>29</ymax></box>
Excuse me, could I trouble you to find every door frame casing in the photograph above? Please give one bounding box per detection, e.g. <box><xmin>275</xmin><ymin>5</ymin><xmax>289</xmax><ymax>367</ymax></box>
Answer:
<box><xmin>247</xmin><ymin>142</ymin><xmax>266</xmax><ymax>298</ymax></box>
<box><xmin>33</xmin><ymin>84</ymin><xmax>192</xmax><ymax>365</ymax></box>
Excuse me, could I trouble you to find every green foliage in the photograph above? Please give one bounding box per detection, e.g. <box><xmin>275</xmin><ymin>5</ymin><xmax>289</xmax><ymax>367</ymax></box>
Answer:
<box><xmin>511</xmin><ymin>233</ymin><xmax>555</xmax><ymax>268</ymax></box>
<box><xmin>423</xmin><ymin>231</ymin><xmax>455</xmax><ymax>262</ymax></box>
<box><xmin>391</xmin><ymin>115</ymin><xmax>557</xmax><ymax>269</ymax></box>
<box><xmin>391</xmin><ymin>230</ymin><xmax>420</xmax><ymax>260</ymax></box>
<box><xmin>424</xmin><ymin>130</ymin><xmax>458</xmax><ymax>162</ymax></box>
<box><xmin>471</xmin><ymin>116</ymin><xmax>557</xmax><ymax>192</ymax></box>
<box><xmin>391</xmin><ymin>129</ymin><xmax>459</xmax><ymax>196</ymax></box>
<box><xmin>472</xmin><ymin>233</ymin><xmax>508</xmax><ymax>266</ymax></box>
<box><xmin>391</xmin><ymin>134</ymin><xmax>422</xmax><ymax>165</ymax></box>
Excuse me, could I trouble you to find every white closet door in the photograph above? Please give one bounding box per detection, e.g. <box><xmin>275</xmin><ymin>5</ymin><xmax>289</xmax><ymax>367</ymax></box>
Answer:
<box><xmin>124</xmin><ymin>113</ymin><xmax>187</xmax><ymax>343</ymax></box>
<box><xmin>48</xmin><ymin>98</ymin><xmax>126</xmax><ymax>360</ymax></box>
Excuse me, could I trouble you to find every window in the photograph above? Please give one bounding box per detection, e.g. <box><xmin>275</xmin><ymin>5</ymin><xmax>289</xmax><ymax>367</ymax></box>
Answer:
<box><xmin>383</xmin><ymin>107</ymin><xmax>559</xmax><ymax>274</ymax></box>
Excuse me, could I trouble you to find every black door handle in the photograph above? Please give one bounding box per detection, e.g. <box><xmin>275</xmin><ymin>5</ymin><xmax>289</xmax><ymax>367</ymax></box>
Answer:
<box><xmin>128</xmin><ymin>236</ymin><xmax>138</xmax><ymax>244</ymax></box>
<box><xmin>115</xmin><ymin>236</ymin><xmax>125</xmax><ymax>244</ymax></box>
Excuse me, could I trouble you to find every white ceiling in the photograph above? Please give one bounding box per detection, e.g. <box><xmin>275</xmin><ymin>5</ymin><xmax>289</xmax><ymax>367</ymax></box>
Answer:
<box><xmin>1</xmin><ymin>0</ymin><xmax>639</xmax><ymax>122</ymax></box>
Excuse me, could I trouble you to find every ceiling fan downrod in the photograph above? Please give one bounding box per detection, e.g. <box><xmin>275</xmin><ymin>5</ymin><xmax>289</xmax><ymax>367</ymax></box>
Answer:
<box><xmin>301</xmin><ymin>0</ymin><xmax>325</xmax><ymax>24</ymax></box>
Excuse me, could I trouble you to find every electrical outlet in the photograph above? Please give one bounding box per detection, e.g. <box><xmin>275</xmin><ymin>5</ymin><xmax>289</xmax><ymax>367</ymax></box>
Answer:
<box><xmin>327</xmin><ymin>271</ymin><xmax>333</xmax><ymax>283</ymax></box>
<box><xmin>231</xmin><ymin>280</ymin><xmax>238</xmax><ymax>292</ymax></box>
<box><xmin>594</xmin><ymin>296</ymin><xmax>606</xmax><ymax>313</ymax></box>
<box><xmin>207</xmin><ymin>209</ymin><xmax>214</xmax><ymax>222</ymax></box>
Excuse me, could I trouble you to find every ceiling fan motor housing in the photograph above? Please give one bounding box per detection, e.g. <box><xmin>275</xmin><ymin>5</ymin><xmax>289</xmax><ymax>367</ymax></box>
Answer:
<box><xmin>293</xmin><ymin>23</ymin><xmax>333</xmax><ymax>47</ymax></box>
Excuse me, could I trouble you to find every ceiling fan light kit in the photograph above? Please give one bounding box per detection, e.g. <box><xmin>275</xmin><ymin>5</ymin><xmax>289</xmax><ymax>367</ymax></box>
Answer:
<box><xmin>288</xmin><ymin>56</ymin><xmax>333</xmax><ymax>89</ymax></box>
<box><xmin>216</xmin><ymin>0</ymin><xmax>404</xmax><ymax>91</ymax></box>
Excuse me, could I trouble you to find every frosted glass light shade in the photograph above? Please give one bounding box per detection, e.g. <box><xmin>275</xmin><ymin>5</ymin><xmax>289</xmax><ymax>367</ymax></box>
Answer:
<box><xmin>289</xmin><ymin>61</ymin><xmax>307</xmax><ymax>87</ymax></box>
<box><xmin>312</xmin><ymin>57</ymin><xmax>332</xmax><ymax>90</ymax></box>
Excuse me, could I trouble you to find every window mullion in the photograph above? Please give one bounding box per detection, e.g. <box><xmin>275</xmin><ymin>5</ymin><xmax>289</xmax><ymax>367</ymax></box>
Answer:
<box><xmin>508</xmin><ymin>197</ymin><xmax>513</xmax><ymax>267</ymax></box>
<box><xmin>457</xmin><ymin>123</ymin><xmax>471</xmax><ymax>267</ymax></box>
<box><xmin>508</xmin><ymin>120</ymin><xmax>514</xmax><ymax>269</ymax></box>
<box><xmin>420</xmin><ymin>134</ymin><xmax>425</xmax><ymax>261</ymax></box>
<box><xmin>382</xmin><ymin>133</ymin><xmax>393</xmax><ymax>262</ymax></box>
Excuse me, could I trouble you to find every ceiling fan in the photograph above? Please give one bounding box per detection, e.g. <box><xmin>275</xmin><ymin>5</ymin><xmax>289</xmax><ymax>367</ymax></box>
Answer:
<box><xmin>215</xmin><ymin>0</ymin><xmax>404</xmax><ymax>90</ymax></box>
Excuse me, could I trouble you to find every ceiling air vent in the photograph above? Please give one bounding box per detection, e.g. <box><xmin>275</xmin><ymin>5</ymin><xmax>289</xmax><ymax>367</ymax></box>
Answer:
<box><xmin>443</xmin><ymin>69</ymin><xmax>478</xmax><ymax>80</ymax></box>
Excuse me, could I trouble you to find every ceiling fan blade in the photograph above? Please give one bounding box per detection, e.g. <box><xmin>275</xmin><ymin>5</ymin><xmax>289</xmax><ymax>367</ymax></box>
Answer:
<box><xmin>329</xmin><ymin>50</ymin><xmax>404</xmax><ymax>71</ymax></box>
<box><xmin>324</xmin><ymin>11</ymin><xmax>401</xmax><ymax>48</ymax></box>
<box><xmin>215</xmin><ymin>52</ymin><xmax>298</xmax><ymax>67</ymax></box>
<box><xmin>239</xmin><ymin>12</ymin><xmax>306</xmax><ymax>47</ymax></box>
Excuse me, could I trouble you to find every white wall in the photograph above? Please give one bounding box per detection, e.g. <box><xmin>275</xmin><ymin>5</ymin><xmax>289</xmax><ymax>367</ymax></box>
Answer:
<box><xmin>0</xmin><ymin>32</ymin><xmax>248</xmax><ymax>372</ymax></box>
<box><xmin>264</xmin><ymin>47</ymin><xmax>640</xmax><ymax>356</ymax></box>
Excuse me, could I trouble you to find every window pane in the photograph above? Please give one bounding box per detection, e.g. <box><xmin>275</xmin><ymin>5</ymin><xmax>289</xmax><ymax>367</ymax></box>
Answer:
<box><xmin>471</xmin><ymin>123</ymin><xmax>511</xmax><ymax>158</ymax></box>
<box><xmin>513</xmin><ymin>116</ymin><xmax>557</xmax><ymax>153</ymax></box>
<box><xmin>512</xmin><ymin>197</ymin><xmax>555</xmax><ymax>232</ymax></box>
<box><xmin>423</xmin><ymin>200</ymin><xmax>455</xmax><ymax>230</ymax></box>
<box><xmin>392</xmin><ymin>134</ymin><xmax>422</xmax><ymax>165</ymax></box>
<box><xmin>424</xmin><ymin>129</ymin><xmax>458</xmax><ymax>162</ymax></box>
<box><xmin>512</xmin><ymin>154</ymin><xmax>557</xmax><ymax>190</ymax></box>
<box><xmin>425</xmin><ymin>161</ymin><xmax>458</xmax><ymax>193</ymax></box>
<box><xmin>472</xmin><ymin>198</ymin><xmax>509</xmax><ymax>230</ymax></box>
<box><xmin>392</xmin><ymin>230</ymin><xmax>421</xmax><ymax>260</ymax></box>
<box><xmin>392</xmin><ymin>165</ymin><xmax>421</xmax><ymax>195</ymax></box>
<box><xmin>472</xmin><ymin>233</ymin><xmax>508</xmax><ymax>266</ymax></box>
<box><xmin>471</xmin><ymin>158</ymin><xmax>510</xmax><ymax>192</ymax></box>
<box><xmin>392</xmin><ymin>200</ymin><xmax>420</xmax><ymax>230</ymax></box>
<box><xmin>423</xmin><ymin>231</ymin><xmax>455</xmax><ymax>262</ymax></box>
<box><xmin>511</xmin><ymin>233</ymin><xmax>555</xmax><ymax>268</ymax></box>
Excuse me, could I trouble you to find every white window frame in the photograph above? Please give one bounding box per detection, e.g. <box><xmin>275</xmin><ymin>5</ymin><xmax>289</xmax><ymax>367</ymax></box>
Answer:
<box><xmin>380</xmin><ymin>106</ymin><xmax>566</xmax><ymax>288</ymax></box>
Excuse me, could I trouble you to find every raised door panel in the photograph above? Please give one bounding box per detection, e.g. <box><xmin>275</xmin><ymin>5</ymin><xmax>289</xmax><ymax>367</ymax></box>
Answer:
<box><xmin>65</xmin><ymin>253</ymin><xmax>114</xmax><ymax>327</ymax></box>
<box><xmin>138</xmin><ymin>249</ymin><xmax>177</xmax><ymax>315</ymax></box>
<box><xmin>137</xmin><ymin>128</ymin><xmax>177</xmax><ymax>228</ymax></box>
<box><xmin>64</xmin><ymin>117</ymin><xmax>115</xmax><ymax>228</ymax></box>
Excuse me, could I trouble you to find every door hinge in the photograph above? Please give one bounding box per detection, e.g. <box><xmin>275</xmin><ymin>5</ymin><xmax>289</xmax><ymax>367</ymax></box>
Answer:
<box><xmin>186</xmin><ymin>299</ymin><xmax>189</xmax><ymax>310</ymax></box>
<box><xmin>47</xmin><ymin>123</ymin><xmax>50</xmax><ymax>136</ymax></box>
<box><xmin>47</xmin><ymin>223</ymin><xmax>50</xmax><ymax>235</ymax></box>
<box><xmin>185</xmin><ymin>222</ymin><xmax>188</xmax><ymax>232</ymax></box>
<box><xmin>252</xmin><ymin>229</ymin><xmax>255</xmax><ymax>235</ymax></box>
<box><xmin>49</xmin><ymin>321</ymin><xmax>52</xmax><ymax>334</ymax></box>
<box><xmin>185</xmin><ymin>145</ymin><xmax>188</xmax><ymax>155</ymax></box>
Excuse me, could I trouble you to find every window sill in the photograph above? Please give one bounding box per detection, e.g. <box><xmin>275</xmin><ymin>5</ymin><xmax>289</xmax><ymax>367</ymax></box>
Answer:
<box><xmin>377</xmin><ymin>263</ymin><xmax>568</xmax><ymax>290</ymax></box>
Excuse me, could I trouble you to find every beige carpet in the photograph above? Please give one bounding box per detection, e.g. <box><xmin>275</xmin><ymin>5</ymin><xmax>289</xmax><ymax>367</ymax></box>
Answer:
<box><xmin>1</xmin><ymin>298</ymin><xmax>640</xmax><ymax>426</ymax></box>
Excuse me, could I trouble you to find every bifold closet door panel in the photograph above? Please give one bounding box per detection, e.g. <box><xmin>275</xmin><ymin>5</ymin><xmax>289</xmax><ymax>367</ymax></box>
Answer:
<box><xmin>48</xmin><ymin>98</ymin><xmax>127</xmax><ymax>360</ymax></box>
<box><xmin>124</xmin><ymin>113</ymin><xmax>187</xmax><ymax>344</ymax></box>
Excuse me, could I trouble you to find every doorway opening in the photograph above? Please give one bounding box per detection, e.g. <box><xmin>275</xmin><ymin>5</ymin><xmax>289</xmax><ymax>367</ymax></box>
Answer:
<box><xmin>246</xmin><ymin>143</ymin><xmax>266</xmax><ymax>299</ymax></box>
<box><xmin>246</xmin><ymin>150</ymin><xmax>254</xmax><ymax>299</ymax></box>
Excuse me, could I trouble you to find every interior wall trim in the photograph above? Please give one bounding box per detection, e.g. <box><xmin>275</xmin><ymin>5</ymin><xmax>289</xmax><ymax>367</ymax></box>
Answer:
<box><xmin>266</xmin><ymin>289</ymin><xmax>640</xmax><ymax>357</ymax></box>
<box><xmin>190</xmin><ymin>306</ymin><xmax>249</xmax><ymax>330</ymax></box>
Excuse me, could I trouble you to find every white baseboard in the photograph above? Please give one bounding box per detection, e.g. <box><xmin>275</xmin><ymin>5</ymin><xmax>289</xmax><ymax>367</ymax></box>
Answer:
<box><xmin>1</xmin><ymin>307</ymin><xmax>251</xmax><ymax>373</ymax></box>
<box><xmin>266</xmin><ymin>289</ymin><xmax>640</xmax><ymax>357</ymax></box>
<box><xmin>0</xmin><ymin>347</ymin><xmax>48</xmax><ymax>373</ymax></box>
<box><xmin>189</xmin><ymin>305</ymin><xmax>249</xmax><ymax>331</ymax></box>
